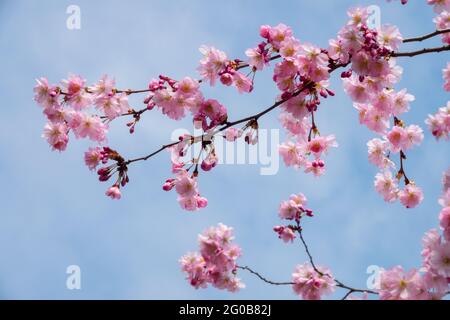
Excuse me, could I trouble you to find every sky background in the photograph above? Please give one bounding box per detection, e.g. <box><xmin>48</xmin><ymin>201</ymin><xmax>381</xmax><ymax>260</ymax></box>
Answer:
<box><xmin>0</xmin><ymin>0</ymin><xmax>448</xmax><ymax>299</ymax></box>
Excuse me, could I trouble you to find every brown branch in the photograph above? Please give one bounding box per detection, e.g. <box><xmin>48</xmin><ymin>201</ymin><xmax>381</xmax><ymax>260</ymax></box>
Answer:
<box><xmin>236</xmin><ymin>266</ymin><xmax>295</xmax><ymax>286</ymax></box>
<box><xmin>392</xmin><ymin>44</ymin><xmax>450</xmax><ymax>57</ymax></box>
<box><xmin>403</xmin><ymin>28</ymin><xmax>450</xmax><ymax>43</ymax></box>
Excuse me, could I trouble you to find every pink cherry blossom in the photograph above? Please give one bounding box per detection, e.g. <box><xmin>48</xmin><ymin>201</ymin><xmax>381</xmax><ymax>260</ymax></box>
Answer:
<box><xmin>198</xmin><ymin>46</ymin><xmax>228</xmax><ymax>86</ymax></box>
<box><xmin>398</xmin><ymin>184</ymin><xmax>424</xmax><ymax>209</ymax></box>
<box><xmin>105</xmin><ymin>185</ymin><xmax>121</xmax><ymax>200</ymax></box>
<box><xmin>273</xmin><ymin>226</ymin><xmax>296</xmax><ymax>243</ymax></box>
<box><xmin>245</xmin><ymin>44</ymin><xmax>270</xmax><ymax>71</ymax></box>
<box><xmin>84</xmin><ymin>147</ymin><xmax>103</xmax><ymax>171</ymax></box>
<box><xmin>279</xmin><ymin>142</ymin><xmax>305</xmax><ymax>169</ymax></box>
<box><xmin>232</xmin><ymin>72</ymin><xmax>253</xmax><ymax>93</ymax></box>
<box><xmin>304</xmin><ymin>160</ymin><xmax>326</xmax><ymax>177</ymax></box>
<box><xmin>181</xmin><ymin>224</ymin><xmax>244</xmax><ymax>292</ymax></box>
<box><xmin>426</xmin><ymin>102</ymin><xmax>450</xmax><ymax>140</ymax></box>
<box><xmin>377</xmin><ymin>24</ymin><xmax>403</xmax><ymax>51</ymax></box>
<box><xmin>306</xmin><ymin>135</ymin><xmax>338</xmax><ymax>159</ymax></box>
<box><xmin>379</xmin><ymin>266</ymin><xmax>423</xmax><ymax>300</ymax></box>
<box><xmin>34</xmin><ymin>77</ymin><xmax>60</xmax><ymax>109</ymax></box>
<box><xmin>427</xmin><ymin>0</ymin><xmax>450</xmax><ymax>14</ymax></box>
<box><xmin>292</xmin><ymin>263</ymin><xmax>336</xmax><ymax>300</ymax></box>
<box><xmin>429</xmin><ymin>242</ymin><xmax>450</xmax><ymax>278</ymax></box>
<box><xmin>42</xmin><ymin>122</ymin><xmax>69</xmax><ymax>151</ymax></box>
<box><xmin>374</xmin><ymin>171</ymin><xmax>399</xmax><ymax>202</ymax></box>
<box><xmin>392</xmin><ymin>89</ymin><xmax>414</xmax><ymax>116</ymax></box>
<box><xmin>367</xmin><ymin>138</ymin><xmax>394</xmax><ymax>169</ymax></box>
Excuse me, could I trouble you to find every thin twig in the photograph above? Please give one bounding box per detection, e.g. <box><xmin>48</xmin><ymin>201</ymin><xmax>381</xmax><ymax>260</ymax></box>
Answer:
<box><xmin>392</xmin><ymin>44</ymin><xmax>450</xmax><ymax>57</ymax></box>
<box><xmin>236</xmin><ymin>266</ymin><xmax>295</xmax><ymax>286</ymax></box>
<box><xmin>403</xmin><ymin>28</ymin><xmax>450</xmax><ymax>43</ymax></box>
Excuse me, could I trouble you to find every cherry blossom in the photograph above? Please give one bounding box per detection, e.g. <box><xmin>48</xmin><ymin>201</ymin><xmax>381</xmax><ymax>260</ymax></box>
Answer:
<box><xmin>378</xmin><ymin>266</ymin><xmax>424</xmax><ymax>300</ymax></box>
<box><xmin>292</xmin><ymin>263</ymin><xmax>336</xmax><ymax>300</ymax></box>
<box><xmin>180</xmin><ymin>224</ymin><xmax>244</xmax><ymax>292</ymax></box>
<box><xmin>426</xmin><ymin>102</ymin><xmax>450</xmax><ymax>140</ymax></box>
<box><xmin>33</xmin><ymin>1</ymin><xmax>450</xmax><ymax>300</ymax></box>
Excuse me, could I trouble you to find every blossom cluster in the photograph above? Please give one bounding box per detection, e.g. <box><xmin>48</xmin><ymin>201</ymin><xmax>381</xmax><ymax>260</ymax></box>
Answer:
<box><xmin>273</xmin><ymin>193</ymin><xmax>313</xmax><ymax>243</ymax></box>
<box><xmin>328</xmin><ymin>7</ymin><xmax>425</xmax><ymax>208</ymax></box>
<box><xmin>180</xmin><ymin>224</ymin><xmax>244</xmax><ymax>292</ymax></box>
<box><xmin>292</xmin><ymin>263</ymin><xmax>336</xmax><ymax>300</ymax></box>
<box><xmin>245</xmin><ymin>23</ymin><xmax>339</xmax><ymax>176</ymax></box>
<box><xmin>378</xmin><ymin>169</ymin><xmax>450</xmax><ymax>300</ymax></box>
<box><xmin>162</xmin><ymin>147</ymin><xmax>209</xmax><ymax>211</ymax></box>
<box><xmin>198</xmin><ymin>46</ymin><xmax>253</xmax><ymax>93</ymax></box>
<box><xmin>34</xmin><ymin>75</ymin><xmax>115</xmax><ymax>151</ymax></box>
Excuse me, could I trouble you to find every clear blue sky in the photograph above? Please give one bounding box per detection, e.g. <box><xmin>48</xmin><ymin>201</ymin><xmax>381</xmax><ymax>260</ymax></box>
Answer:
<box><xmin>0</xmin><ymin>0</ymin><xmax>448</xmax><ymax>299</ymax></box>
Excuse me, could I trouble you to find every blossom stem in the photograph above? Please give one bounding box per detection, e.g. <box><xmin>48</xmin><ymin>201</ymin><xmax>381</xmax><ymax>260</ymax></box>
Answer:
<box><xmin>403</xmin><ymin>28</ymin><xmax>450</xmax><ymax>43</ymax></box>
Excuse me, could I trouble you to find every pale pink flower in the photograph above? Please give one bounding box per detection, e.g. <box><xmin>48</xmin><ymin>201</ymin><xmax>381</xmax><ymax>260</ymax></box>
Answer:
<box><xmin>268</xmin><ymin>23</ymin><xmax>293</xmax><ymax>49</ymax></box>
<box><xmin>372</xmin><ymin>89</ymin><xmax>394</xmax><ymax>113</ymax></box>
<box><xmin>245</xmin><ymin>46</ymin><xmax>269</xmax><ymax>71</ymax></box>
<box><xmin>422</xmin><ymin>229</ymin><xmax>442</xmax><ymax>262</ymax></box>
<box><xmin>42</xmin><ymin>122</ymin><xmax>69</xmax><ymax>151</ymax></box>
<box><xmin>224</xmin><ymin>127</ymin><xmax>242</xmax><ymax>142</ymax></box>
<box><xmin>292</xmin><ymin>263</ymin><xmax>336</xmax><ymax>300</ymax></box>
<box><xmin>279</xmin><ymin>142</ymin><xmax>305</xmax><ymax>168</ymax></box>
<box><xmin>282</xmin><ymin>93</ymin><xmax>309</xmax><ymax>119</ymax></box>
<box><xmin>105</xmin><ymin>185</ymin><xmax>121</xmax><ymax>200</ymax></box>
<box><xmin>402</xmin><ymin>125</ymin><xmax>424</xmax><ymax>150</ymax></box>
<box><xmin>306</xmin><ymin>135</ymin><xmax>338</xmax><ymax>159</ymax></box>
<box><xmin>84</xmin><ymin>147</ymin><xmax>102</xmax><ymax>171</ymax></box>
<box><xmin>34</xmin><ymin>77</ymin><xmax>60</xmax><ymax>109</ymax></box>
<box><xmin>73</xmin><ymin>114</ymin><xmax>108</xmax><ymax>142</ymax></box>
<box><xmin>279</xmin><ymin>112</ymin><xmax>310</xmax><ymax>137</ymax></box>
<box><xmin>328</xmin><ymin>39</ymin><xmax>349</xmax><ymax>63</ymax></box>
<box><xmin>387</xmin><ymin>126</ymin><xmax>407</xmax><ymax>153</ymax></box>
<box><xmin>379</xmin><ymin>266</ymin><xmax>423</xmax><ymax>300</ymax></box>
<box><xmin>91</xmin><ymin>74</ymin><xmax>115</xmax><ymax>97</ymax></box>
<box><xmin>279</xmin><ymin>193</ymin><xmax>307</xmax><ymax>220</ymax></box>
<box><xmin>374</xmin><ymin>171</ymin><xmax>399</xmax><ymax>202</ymax></box>
<box><xmin>181</xmin><ymin>224</ymin><xmax>243</xmax><ymax>292</ymax></box>
<box><xmin>176</xmin><ymin>77</ymin><xmax>200</xmax><ymax>97</ymax></box>
<box><xmin>198</xmin><ymin>46</ymin><xmax>228</xmax><ymax>86</ymax></box>
<box><xmin>429</xmin><ymin>242</ymin><xmax>450</xmax><ymax>278</ymax></box>
<box><xmin>343</xmin><ymin>77</ymin><xmax>370</xmax><ymax>103</ymax></box>
<box><xmin>175</xmin><ymin>174</ymin><xmax>198</xmax><ymax>198</ymax></box>
<box><xmin>427</xmin><ymin>0</ymin><xmax>450</xmax><ymax>13</ymax></box>
<box><xmin>363</xmin><ymin>105</ymin><xmax>390</xmax><ymax>134</ymax></box>
<box><xmin>425</xmin><ymin>103</ymin><xmax>450</xmax><ymax>140</ymax></box>
<box><xmin>304</xmin><ymin>160</ymin><xmax>326</xmax><ymax>177</ymax></box>
<box><xmin>232</xmin><ymin>72</ymin><xmax>253</xmax><ymax>94</ymax></box>
<box><xmin>95</xmin><ymin>93</ymin><xmax>130</xmax><ymax>120</ymax></box>
<box><xmin>367</xmin><ymin>138</ymin><xmax>394</xmax><ymax>169</ymax></box>
<box><xmin>378</xmin><ymin>24</ymin><xmax>403</xmax><ymax>51</ymax></box>
<box><xmin>392</xmin><ymin>89</ymin><xmax>414</xmax><ymax>116</ymax></box>
<box><xmin>398</xmin><ymin>184</ymin><xmax>424</xmax><ymax>209</ymax></box>
<box><xmin>279</xmin><ymin>38</ymin><xmax>301</xmax><ymax>58</ymax></box>
<box><xmin>422</xmin><ymin>271</ymin><xmax>449</xmax><ymax>299</ymax></box>
<box><xmin>347</xmin><ymin>7</ymin><xmax>369</xmax><ymax>26</ymax></box>
<box><xmin>273</xmin><ymin>226</ymin><xmax>296</xmax><ymax>243</ymax></box>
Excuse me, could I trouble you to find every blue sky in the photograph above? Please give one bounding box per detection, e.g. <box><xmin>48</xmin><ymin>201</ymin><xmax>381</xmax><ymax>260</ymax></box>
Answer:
<box><xmin>0</xmin><ymin>0</ymin><xmax>448</xmax><ymax>299</ymax></box>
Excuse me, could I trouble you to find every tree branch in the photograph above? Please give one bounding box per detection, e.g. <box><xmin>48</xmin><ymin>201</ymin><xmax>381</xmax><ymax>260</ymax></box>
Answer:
<box><xmin>236</xmin><ymin>266</ymin><xmax>295</xmax><ymax>286</ymax></box>
<box><xmin>403</xmin><ymin>28</ymin><xmax>450</xmax><ymax>43</ymax></box>
<box><xmin>392</xmin><ymin>44</ymin><xmax>450</xmax><ymax>57</ymax></box>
